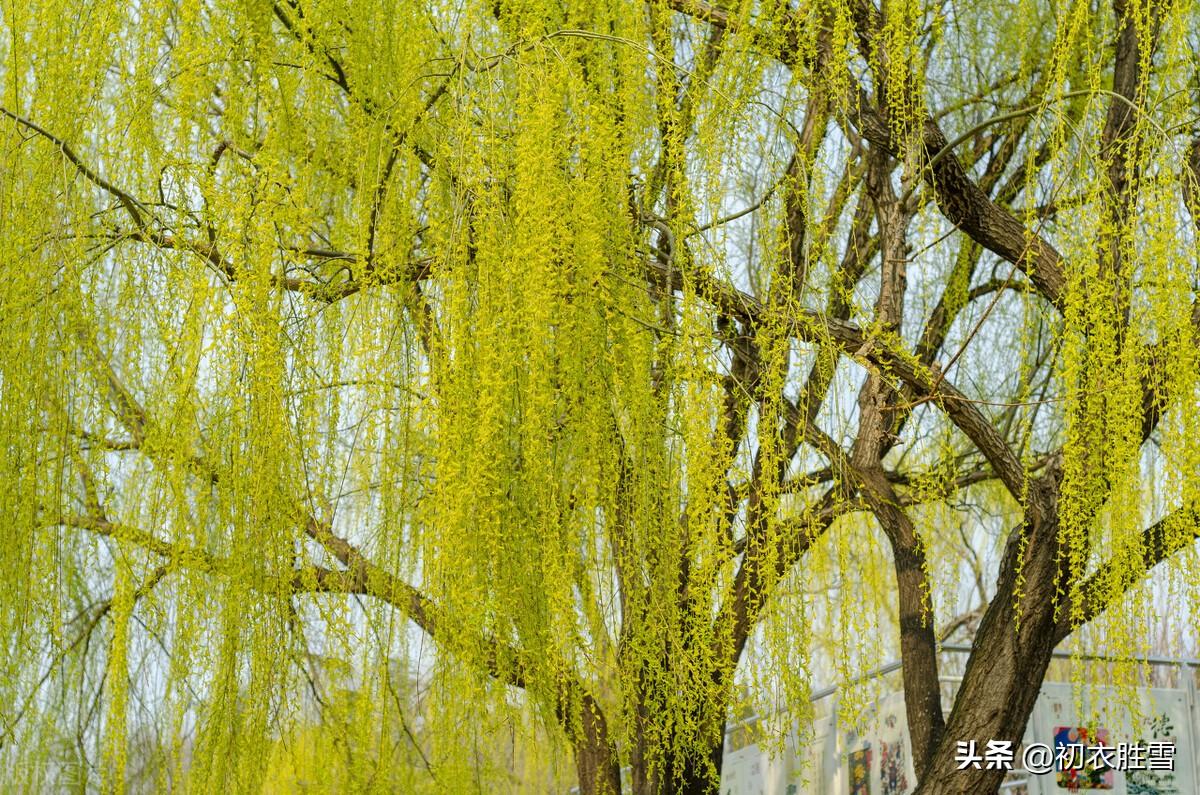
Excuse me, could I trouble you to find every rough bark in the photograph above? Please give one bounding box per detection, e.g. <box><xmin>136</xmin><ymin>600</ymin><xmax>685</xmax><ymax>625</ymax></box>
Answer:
<box><xmin>916</xmin><ymin>483</ymin><xmax>1063</xmax><ymax>793</ymax></box>
<box><xmin>572</xmin><ymin>695</ymin><xmax>623</xmax><ymax>795</ymax></box>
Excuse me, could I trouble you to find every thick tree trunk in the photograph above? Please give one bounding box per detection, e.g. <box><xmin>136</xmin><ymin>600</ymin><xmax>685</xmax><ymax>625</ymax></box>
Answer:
<box><xmin>627</xmin><ymin>710</ymin><xmax>727</xmax><ymax>795</ymax></box>
<box><xmin>675</xmin><ymin>754</ymin><xmax>724</xmax><ymax>795</ymax></box>
<box><xmin>917</xmin><ymin>612</ymin><xmax>1057</xmax><ymax>792</ymax></box>
<box><xmin>638</xmin><ymin>736</ymin><xmax>725</xmax><ymax>795</ymax></box>
<box><xmin>916</xmin><ymin>499</ymin><xmax>1063</xmax><ymax>793</ymax></box>
<box><xmin>572</xmin><ymin>696</ymin><xmax>623</xmax><ymax>795</ymax></box>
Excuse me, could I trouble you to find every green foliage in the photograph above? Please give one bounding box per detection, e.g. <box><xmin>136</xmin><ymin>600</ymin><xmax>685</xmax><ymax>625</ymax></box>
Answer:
<box><xmin>1</xmin><ymin>0</ymin><xmax>1197</xmax><ymax>792</ymax></box>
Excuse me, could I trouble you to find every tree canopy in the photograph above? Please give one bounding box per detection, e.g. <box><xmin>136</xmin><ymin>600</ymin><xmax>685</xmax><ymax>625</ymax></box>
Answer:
<box><xmin>1</xmin><ymin>0</ymin><xmax>1199</xmax><ymax>792</ymax></box>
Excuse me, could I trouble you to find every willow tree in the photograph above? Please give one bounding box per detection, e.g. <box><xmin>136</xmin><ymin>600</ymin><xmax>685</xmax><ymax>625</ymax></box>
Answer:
<box><xmin>2</xmin><ymin>0</ymin><xmax>1199</xmax><ymax>792</ymax></box>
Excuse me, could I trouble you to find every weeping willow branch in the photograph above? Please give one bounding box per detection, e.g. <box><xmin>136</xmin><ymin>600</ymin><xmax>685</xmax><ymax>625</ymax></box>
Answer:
<box><xmin>0</xmin><ymin>107</ymin><xmax>147</xmax><ymax>228</ymax></box>
<box><xmin>1054</xmin><ymin>506</ymin><xmax>1200</xmax><ymax>643</ymax></box>
<box><xmin>5</xmin><ymin>1</ymin><xmax>1200</xmax><ymax>792</ymax></box>
<box><xmin>50</xmin><ymin>507</ymin><xmax>540</xmax><ymax>696</ymax></box>
<box><xmin>0</xmin><ymin>566</ymin><xmax>168</xmax><ymax>750</ymax></box>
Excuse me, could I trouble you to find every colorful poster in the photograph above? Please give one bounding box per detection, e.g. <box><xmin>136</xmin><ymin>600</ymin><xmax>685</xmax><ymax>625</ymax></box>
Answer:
<box><xmin>879</xmin><ymin>714</ymin><xmax>909</xmax><ymax>794</ymax></box>
<box><xmin>849</xmin><ymin>747</ymin><xmax>872</xmax><ymax>795</ymax></box>
<box><xmin>1053</xmin><ymin>726</ymin><xmax>1114</xmax><ymax>789</ymax></box>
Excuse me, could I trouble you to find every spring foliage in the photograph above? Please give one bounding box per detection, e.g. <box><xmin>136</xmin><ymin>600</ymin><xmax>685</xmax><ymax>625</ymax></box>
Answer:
<box><xmin>1</xmin><ymin>0</ymin><xmax>1199</xmax><ymax>792</ymax></box>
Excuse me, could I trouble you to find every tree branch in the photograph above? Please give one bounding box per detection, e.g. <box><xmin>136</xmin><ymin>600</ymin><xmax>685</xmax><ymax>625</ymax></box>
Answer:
<box><xmin>1</xmin><ymin>106</ymin><xmax>147</xmax><ymax>228</ymax></box>
<box><xmin>1054</xmin><ymin>506</ymin><xmax>1199</xmax><ymax>643</ymax></box>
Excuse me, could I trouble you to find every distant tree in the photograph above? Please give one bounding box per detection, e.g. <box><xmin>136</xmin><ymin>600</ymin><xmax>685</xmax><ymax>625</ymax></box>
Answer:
<box><xmin>1</xmin><ymin>1</ymin><xmax>1198</xmax><ymax>793</ymax></box>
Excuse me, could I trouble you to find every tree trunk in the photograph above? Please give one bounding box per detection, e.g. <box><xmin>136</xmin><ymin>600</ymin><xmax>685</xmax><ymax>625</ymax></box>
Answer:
<box><xmin>628</xmin><ymin>718</ymin><xmax>727</xmax><ymax>795</ymax></box>
<box><xmin>916</xmin><ymin>504</ymin><xmax>1063</xmax><ymax>793</ymax></box>
<box><xmin>670</xmin><ymin>739</ymin><xmax>725</xmax><ymax>795</ymax></box>
<box><xmin>573</xmin><ymin>696</ymin><xmax>623</xmax><ymax>795</ymax></box>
